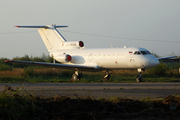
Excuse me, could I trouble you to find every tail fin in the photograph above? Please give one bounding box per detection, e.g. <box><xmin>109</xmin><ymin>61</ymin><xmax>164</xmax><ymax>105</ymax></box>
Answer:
<box><xmin>15</xmin><ymin>25</ymin><xmax>68</xmax><ymax>51</ymax></box>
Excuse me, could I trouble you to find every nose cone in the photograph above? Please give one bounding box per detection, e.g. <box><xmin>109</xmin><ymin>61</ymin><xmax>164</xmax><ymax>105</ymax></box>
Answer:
<box><xmin>143</xmin><ymin>56</ymin><xmax>159</xmax><ymax>68</ymax></box>
<box><xmin>150</xmin><ymin>57</ymin><xmax>159</xmax><ymax>68</ymax></box>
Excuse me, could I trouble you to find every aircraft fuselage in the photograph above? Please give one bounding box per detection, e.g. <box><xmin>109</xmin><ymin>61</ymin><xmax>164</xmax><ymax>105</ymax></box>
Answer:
<box><xmin>52</xmin><ymin>47</ymin><xmax>159</xmax><ymax>70</ymax></box>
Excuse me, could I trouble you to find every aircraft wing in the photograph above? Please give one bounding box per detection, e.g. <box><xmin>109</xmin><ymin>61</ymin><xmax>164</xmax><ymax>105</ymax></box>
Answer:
<box><xmin>4</xmin><ymin>60</ymin><xmax>102</xmax><ymax>71</ymax></box>
<box><xmin>157</xmin><ymin>56</ymin><xmax>177</xmax><ymax>60</ymax></box>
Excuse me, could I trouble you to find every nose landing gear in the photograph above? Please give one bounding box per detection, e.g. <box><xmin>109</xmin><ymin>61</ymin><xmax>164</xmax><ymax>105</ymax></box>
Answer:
<box><xmin>136</xmin><ymin>72</ymin><xmax>142</xmax><ymax>82</ymax></box>
<box><xmin>136</xmin><ymin>68</ymin><xmax>144</xmax><ymax>82</ymax></box>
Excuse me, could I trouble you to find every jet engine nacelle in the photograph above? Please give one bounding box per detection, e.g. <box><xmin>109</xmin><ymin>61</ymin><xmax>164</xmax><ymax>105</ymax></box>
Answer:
<box><xmin>61</xmin><ymin>41</ymin><xmax>84</xmax><ymax>49</ymax></box>
<box><xmin>55</xmin><ymin>54</ymin><xmax>72</xmax><ymax>63</ymax></box>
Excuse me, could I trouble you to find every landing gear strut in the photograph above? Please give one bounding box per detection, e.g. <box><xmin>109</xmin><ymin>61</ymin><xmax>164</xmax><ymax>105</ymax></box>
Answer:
<box><xmin>136</xmin><ymin>68</ymin><xmax>144</xmax><ymax>82</ymax></box>
<box><xmin>103</xmin><ymin>70</ymin><xmax>112</xmax><ymax>82</ymax></box>
<box><xmin>72</xmin><ymin>71</ymin><xmax>82</xmax><ymax>81</ymax></box>
<box><xmin>136</xmin><ymin>72</ymin><xmax>142</xmax><ymax>82</ymax></box>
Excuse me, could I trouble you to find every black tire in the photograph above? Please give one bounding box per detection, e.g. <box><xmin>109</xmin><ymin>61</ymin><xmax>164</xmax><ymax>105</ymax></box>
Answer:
<box><xmin>72</xmin><ymin>74</ymin><xmax>78</xmax><ymax>81</ymax></box>
<box><xmin>103</xmin><ymin>74</ymin><xmax>110</xmax><ymax>82</ymax></box>
<box><xmin>136</xmin><ymin>77</ymin><xmax>142</xmax><ymax>82</ymax></box>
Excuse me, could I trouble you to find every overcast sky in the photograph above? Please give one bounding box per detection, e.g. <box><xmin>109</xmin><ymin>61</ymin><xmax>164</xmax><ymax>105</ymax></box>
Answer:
<box><xmin>1</xmin><ymin>0</ymin><xmax>180</xmax><ymax>59</ymax></box>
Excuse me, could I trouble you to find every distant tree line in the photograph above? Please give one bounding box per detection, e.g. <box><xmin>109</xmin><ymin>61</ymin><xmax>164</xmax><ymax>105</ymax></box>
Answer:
<box><xmin>0</xmin><ymin>54</ymin><xmax>53</xmax><ymax>69</ymax></box>
<box><xmin>13</xmin><ymin>53</ymin><xmax>53</xmax><ymax>62</ymax></box>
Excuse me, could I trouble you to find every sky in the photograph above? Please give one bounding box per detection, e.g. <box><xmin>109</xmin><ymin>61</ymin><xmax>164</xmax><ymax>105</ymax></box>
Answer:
<box><xmin>0</xmin><ymin>0</ymin><xmax>180</xmax><ymax>59</ymax></box>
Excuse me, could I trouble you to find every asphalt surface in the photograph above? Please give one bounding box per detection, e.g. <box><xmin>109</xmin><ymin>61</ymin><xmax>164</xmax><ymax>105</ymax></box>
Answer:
<box><xmin>1</xmin><ymin>83</ymin><xmax>180</xmax><ymax>99</ymax></box>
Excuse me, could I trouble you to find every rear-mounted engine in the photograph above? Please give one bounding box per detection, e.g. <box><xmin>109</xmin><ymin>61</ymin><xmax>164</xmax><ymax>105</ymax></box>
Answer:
<box><xmin>61</xmin><ymin>41</ymin><xmax>84</xmax><ymax>49</ymax></box>
<box><xmin>55</xmin><ymin>54</ymin><xmax>72</xmax><ymax>63</ymax></box>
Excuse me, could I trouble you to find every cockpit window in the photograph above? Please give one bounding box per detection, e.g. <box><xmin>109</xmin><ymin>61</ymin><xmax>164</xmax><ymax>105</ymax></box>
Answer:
<box><xmin>134</xmin><ymin>51</ymin><xmax>141</xmax><ymax>55</ymax></box>
<box><xmin>134</xmin><ymin>51</ymin><xmax>151</xmax><ymax>55</ymax></box>
<box><xmin>140</xmin><ymin>51</ymin><xmax>147</xmax><ymax>55</ymax></box>
<box><xmin>145</xmin><ymin>51</ymin><xmax>151</xmax><ymax>54</ymax></box>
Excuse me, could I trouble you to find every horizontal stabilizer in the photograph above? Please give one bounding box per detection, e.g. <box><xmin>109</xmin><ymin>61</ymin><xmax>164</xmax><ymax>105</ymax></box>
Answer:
<box><xmin>15</xmin><ymin>25</ymin><xmax>68</xmax><ymax>29</ymax></box>
<box><xmin>15</xmin><ymin>25</ymin><xmax>68</xmax><ymax>50</ymax></box>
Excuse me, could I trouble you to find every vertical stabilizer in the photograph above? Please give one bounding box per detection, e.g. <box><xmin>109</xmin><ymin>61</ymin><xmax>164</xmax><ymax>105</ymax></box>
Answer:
<box><xmin>15</xmin><ymin>25</ymin><xmax>68</xmax><ymax>51</ymax></box>
<box><xmin>38</xmin><ymin>27</ymin><xmax>66</xmax><ymax>51</ymax></box>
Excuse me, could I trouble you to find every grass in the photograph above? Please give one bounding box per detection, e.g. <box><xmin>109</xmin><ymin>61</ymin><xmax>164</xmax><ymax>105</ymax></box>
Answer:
<box><xmin>1</xmin><ymin>88</ymin><xmax>180</xmax><ymax>120</ymax></box>
<box><xmin>1</xmin><ymin>75</ymin><xmax>180</xmax><ymax>83</ymax></box>
<box><xmin>1</xmin><ymin>61</ymin><xmax>180</xmax><ymax>83</ymax></box>
<box><xmin>0</xmin><ymin>69</ymin><xmax>180</xmax><ymax>83</ymax></box>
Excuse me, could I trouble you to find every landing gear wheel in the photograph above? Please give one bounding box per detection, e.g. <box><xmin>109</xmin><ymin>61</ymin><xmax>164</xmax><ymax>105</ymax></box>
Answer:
<box><xmin>103</xmin><ymin>75</ymin><xmax>110</xmax><ymax>82</ymax></box>
<box><xmin>136</xmin><ymin>77</ymin><xmax>142</xmax><ymax>82</ymax></box>
<box><xmin>71</xmin><ymin>71</ymin><xmax>82</xmax><ymax>81</ymax></box>
<box><xmin>72</xmin><ymin>74</ymin><xmax>78</xmax><ymax>81</ymax></box>
<box><xmin>136</xmin><ymin>71</ymin><xmax>142</xmax><ymax>82</ymax></box>
<box><xmin>103</xmin><ymin>70</ymin><xmax>111</xmax><ymax>82</ymax></box>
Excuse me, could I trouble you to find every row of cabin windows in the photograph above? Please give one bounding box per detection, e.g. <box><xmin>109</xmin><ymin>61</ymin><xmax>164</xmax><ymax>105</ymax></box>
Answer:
<box><xmin>84</xmin><ymin>54</ymin><xmax>124</xmax><ymax>58</ymax></box>
<box><xmin>84</xmin><ymin>51</ymin><xmax>151</xmax><ymax>58</ymax></box>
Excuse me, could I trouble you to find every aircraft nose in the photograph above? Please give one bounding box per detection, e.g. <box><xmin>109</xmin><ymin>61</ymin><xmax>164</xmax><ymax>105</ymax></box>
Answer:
<box><xmin>150</xmin><ymin>57</ymin><xmax>159</xmax><ymax>67</ymax></box>
<box><xmin>143</xmin><ymin>56</ymin><xmax>159</xmax><ymax>68</ymax></box>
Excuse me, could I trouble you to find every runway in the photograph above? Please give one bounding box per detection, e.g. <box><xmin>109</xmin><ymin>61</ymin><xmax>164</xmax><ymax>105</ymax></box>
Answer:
<box><xmin>1</xmin><ymin>83</ymin><xmax>180</xmax><ymax>99</ymax></box>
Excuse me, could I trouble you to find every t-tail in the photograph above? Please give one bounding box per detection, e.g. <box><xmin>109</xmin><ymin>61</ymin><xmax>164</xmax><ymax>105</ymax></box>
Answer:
<box><xmin>15</xmin><ymin>25</ymin><xmax>84</xmax><ymax>51</ymax></box>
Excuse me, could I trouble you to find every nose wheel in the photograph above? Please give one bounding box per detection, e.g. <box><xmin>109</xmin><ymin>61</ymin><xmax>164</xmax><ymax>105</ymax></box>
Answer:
<box><xmin>136</xmin><ymin>72</ymin><xmax>142</xmax><ymax>82</ymax></box>
<box><xmin>136</xmin><ymin>68</ymin><xmax>144</xmax><ymax>82</ymax></box>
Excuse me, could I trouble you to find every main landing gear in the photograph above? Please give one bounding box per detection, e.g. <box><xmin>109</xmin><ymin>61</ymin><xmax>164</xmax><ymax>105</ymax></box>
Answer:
<box><xmin>136</xmin><ymin>68</ymin><xmax>144</xmax><ymax>82</ymax></box>
<box><xmin>72</xmin><ymin>71</ymin><xmax>82</xmax><ymax>81</ymax></box>
<box><xmin>103</xmin><ymin>70</ymin><xmax>112</xmax><ymax>82</ymax></box>
<box><xmin>71</xmin><ymin>70</ymin><xmax>112</xmax><ymax>82</ymax></box>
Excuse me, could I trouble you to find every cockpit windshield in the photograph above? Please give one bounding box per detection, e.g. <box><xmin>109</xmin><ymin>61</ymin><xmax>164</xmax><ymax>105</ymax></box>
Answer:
<box><xmin>134</xmin><ymin>51</ymin><xmax>151</xmax><ymax>55</ymax></box>
<box><xmin>140</xmin><ymin>51</ymin><xmax>147</xmax><ymax>55</ymax></box>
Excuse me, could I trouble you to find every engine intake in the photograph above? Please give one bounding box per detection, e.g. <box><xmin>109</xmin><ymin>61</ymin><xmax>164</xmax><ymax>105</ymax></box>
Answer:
<box><xmin>61</xmin><ymin>41</ymin><xmax>84</xmax><ymax>49</ymax></box>
<box><xmin>55</xmin><ymin>54</ymin><xmax>72</xmax><ymax>63</ymax></box>
<box><xmin>66</xmin><ymin>54</ymin><xmax>72</xmax><ymax>61</ymax></box>
<box><xmin>79</xmin><ymin>41</ymin><xmax>84</xmax><ymax>47</ymax></box>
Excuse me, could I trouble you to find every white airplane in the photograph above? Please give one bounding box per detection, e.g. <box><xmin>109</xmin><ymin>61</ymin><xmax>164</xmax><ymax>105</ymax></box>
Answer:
<box><xmin>4</xmin><ymin>25</ymin><xmax>177</xmax><ymax>82</ymax></box>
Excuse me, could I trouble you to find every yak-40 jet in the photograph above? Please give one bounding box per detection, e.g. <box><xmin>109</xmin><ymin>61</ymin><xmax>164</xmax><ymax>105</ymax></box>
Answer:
<box><xmin>4</xmin><ymin>25</ymin><xmax>177</xmax><ymax>82</ymax></box>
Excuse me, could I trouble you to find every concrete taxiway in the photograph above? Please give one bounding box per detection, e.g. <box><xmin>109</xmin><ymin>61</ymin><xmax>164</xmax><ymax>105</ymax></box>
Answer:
<box><xmin>1</xmin><ymin>83</ymin><xmax>180</xmax><ymax>99</ymax></box>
